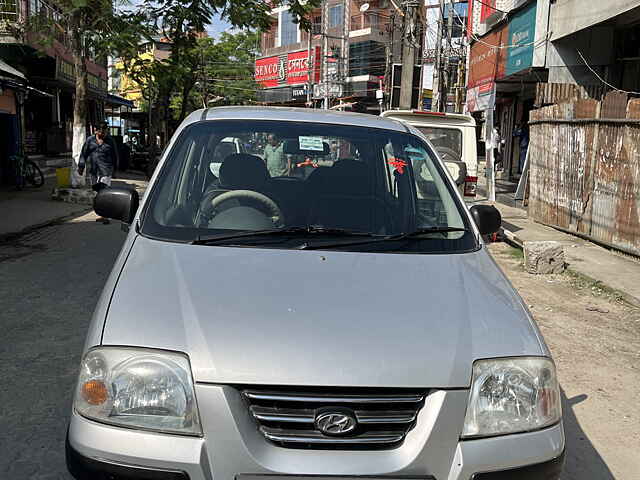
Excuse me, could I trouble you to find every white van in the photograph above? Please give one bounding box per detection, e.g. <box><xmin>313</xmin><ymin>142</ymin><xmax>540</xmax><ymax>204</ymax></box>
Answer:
<box><xmin>381</xmin><ymin>110</ymin><xmax>478</xmax><ymax>199</ymax></box>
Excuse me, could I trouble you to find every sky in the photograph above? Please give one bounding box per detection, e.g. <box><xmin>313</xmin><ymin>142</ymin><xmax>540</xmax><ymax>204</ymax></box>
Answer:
<box><xmin>207</xmin><ymin>14</ymin><xmax>233</xmax><ymax>39</ymax></box>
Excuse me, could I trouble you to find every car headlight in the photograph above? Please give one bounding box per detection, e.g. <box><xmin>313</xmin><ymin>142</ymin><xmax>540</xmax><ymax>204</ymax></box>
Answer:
<box><xmin>462</xmin><ymin>357</ymin><xmax>561</xmax><ymax>438</ymax></box>
<box><xmin>74</xmin><ymin>347</ymin><xmax>201</xmax><ymax>436</ymax></box>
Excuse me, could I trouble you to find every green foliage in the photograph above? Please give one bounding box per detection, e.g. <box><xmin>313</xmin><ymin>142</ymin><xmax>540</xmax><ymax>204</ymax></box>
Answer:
<box><xmin>180</xmin><ymin>30</ymin><xmax>260</xmax><ymax>112</ymax></box>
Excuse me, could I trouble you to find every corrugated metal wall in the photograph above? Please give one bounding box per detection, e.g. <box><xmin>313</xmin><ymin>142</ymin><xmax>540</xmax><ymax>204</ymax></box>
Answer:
<box><xmin>528</xmin><ymin>90</ymin><xmax>640</xmax><ymax>256</ymax></box>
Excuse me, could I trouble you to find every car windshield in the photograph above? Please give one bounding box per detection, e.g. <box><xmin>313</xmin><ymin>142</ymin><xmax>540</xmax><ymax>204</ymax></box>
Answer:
<box><xmin>416</xmin><ymin>126</ymin><xmax>462</xmax><ymax>161</ymax></box>
<box><xmin>141</xmin><ymin>120</ymin><xmax>476</xmax><ymax>253</ymax></box>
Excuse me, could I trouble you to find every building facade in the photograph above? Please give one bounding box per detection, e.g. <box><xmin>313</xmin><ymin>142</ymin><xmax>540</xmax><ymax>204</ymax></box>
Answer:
<box><xmin>466</xmin><ymin>0</ymin><xmax>550</xmax><ymax>179</ymax></box>
<box><xmin>466</xmin><ymin>0</ymin><xmax>640</xmax><ymax>180</ymax></box>
<box><xmin>0</xmin><ymin>59</ymin><xmax>26</xmax><ymax>184</ymax></box>
<box><xmin>0</xmin><ymin>0</ymin><xmax>108</xmax><ymax>161</ymax></box>
<box><xmin>546</xmin><ymin>0</ymin><xmax>640</xmax><ymax>93</ymax></box>
<box><xmin>113</xmin><ymin>36</ymin><xmax>172</xmax><ymax>106</ymax></box>
<box><xmin>256</xmin><ymin>0</ymin><xmax>396</xmax><ymax>112</ymax></box>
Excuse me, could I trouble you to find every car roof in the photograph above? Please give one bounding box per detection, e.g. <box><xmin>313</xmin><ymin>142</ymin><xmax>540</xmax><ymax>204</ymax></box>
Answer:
<box><xmin>381</xmin><ymin>110</ymin><xmax>476</xmax><ymax>127</ymax></box>
<box><xmin>183</xmin><ymin>106</ymin><xmax>409</xmax><ymax>132</ymax></box>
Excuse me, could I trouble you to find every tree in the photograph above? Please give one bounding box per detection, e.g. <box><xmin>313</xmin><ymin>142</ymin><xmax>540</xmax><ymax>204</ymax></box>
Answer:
<box><xmin>23</xmin><ymin>0</ymin><xmax>318</xmax><ymax>186</ymax></box>
<box><xmin>172</xmin><ymin>30</ymin><xmax>260</xmax><ymax>122</ymax></box>
<box><xmin>21</xmin><ymin>0</ymin><xmax>147</xmax><ymax>186</ymax></box>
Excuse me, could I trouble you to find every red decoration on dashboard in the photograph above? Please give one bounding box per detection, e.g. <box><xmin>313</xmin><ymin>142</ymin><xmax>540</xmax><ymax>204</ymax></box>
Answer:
<box><xmin>388</xmin><ymin>158</ymin><xmax>407</xmax><ymax>174</ymax></box>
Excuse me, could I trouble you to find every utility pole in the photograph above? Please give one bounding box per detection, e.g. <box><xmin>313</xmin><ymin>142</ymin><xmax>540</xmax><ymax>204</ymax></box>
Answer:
<box><xmin>443</xmin><ymin>0</ymin><xmax>454</xmax><ymax>112</ymax></box>
<box><xmin>341</xmin><ymin>0</ymin><xmax>349</xmax><ymax>97</ymax></box>
<box><xmin>431</xmin><ymin>0</ymin><xmax>444</xmax><ymax>112</ymax></box>
<box><xmin>454</xmin><ymin>50</ymin><xmax>466</xmax><ymax>113</ymax></box>
<box><xmin>399</xmin><ymin>0</ymin><xmax>420</xmax><ymax>110</ymax></box>
<box><xmin>322</xmin><ymin>0</ymin><xmax>330</xmax><ymax>109</ymax></box>
<box><xmin>307</xmin><ymin>24</ymin><xmax>313</xmax><ymax>107</ymax></box>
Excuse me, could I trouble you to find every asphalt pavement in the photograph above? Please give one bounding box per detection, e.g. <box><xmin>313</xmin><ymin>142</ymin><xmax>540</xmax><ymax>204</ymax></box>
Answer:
<box><xmin>0</xmin><ymin>211</ymin><xmax>126</xmax><ymax>479</ymax></box>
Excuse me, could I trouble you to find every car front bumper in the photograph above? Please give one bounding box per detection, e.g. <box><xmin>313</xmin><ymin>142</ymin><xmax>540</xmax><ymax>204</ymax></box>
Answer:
<box><xmin>67</xmin><ymin>386</ymin><xmax>565</xmax><ymax>480</ymax></box>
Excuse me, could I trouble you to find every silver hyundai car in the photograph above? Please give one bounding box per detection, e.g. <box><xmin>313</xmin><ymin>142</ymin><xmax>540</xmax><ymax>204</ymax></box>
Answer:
<box><xmin>66</xmin><ymin>107</ymin><xmax>564</xmax><ymax>480</ymax></box>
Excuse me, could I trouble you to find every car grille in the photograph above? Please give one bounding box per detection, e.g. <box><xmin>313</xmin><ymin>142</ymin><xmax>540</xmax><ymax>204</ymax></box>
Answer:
<box><xmin>241</xmin><ymin>387</ymin><xmax>427</xmax><ymax>449</ymax></box>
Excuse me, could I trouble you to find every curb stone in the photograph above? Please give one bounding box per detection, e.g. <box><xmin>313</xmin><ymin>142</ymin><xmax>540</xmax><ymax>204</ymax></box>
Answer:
<box><xmin>500</xmin><ymin>225</ymin><xmax>640</xmax><ymax>309</ymax></box>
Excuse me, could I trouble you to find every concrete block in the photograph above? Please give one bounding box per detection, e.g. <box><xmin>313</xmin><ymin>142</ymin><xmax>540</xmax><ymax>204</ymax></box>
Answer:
<box><xmin>524</xmin><ymin>241</ymin><xmax>566</xmax><ymax>274</ymax></box>
<box><xmin>51</xmin><ymin>187</ymin><xmax>96</xmax><ymax>205</ymax></box>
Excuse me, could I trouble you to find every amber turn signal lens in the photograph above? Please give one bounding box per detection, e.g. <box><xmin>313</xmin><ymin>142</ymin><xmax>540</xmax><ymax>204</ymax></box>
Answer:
<box><xmin>81</xmin><ymin>380</ymin><xmax>108</xmax><ymax>405</ymax></box>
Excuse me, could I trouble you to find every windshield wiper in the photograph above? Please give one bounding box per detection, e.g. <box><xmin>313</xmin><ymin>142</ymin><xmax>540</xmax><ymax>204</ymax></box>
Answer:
<box><xmin>391</xmin><ymin>227</ymin><xmax>469</xmax><ymax>239</ymax></box>
<box><xmin>191</xmin><ymin>226</ymin><xmax>378</xmax><ymax>245</ymax></box>
<box><xmin>299</xmin><ymin>227</ymin><xmax>469</xmax><ymax>250</ymax></box>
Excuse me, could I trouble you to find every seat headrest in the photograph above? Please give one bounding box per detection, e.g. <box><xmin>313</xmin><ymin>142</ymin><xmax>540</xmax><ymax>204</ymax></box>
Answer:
<box><xmin>214</xmin><ymin>142</ymin><xmax>237</xmax><ymax>161</ymax></box>
<box><xmin>219</xmin><ymin>153</ymin><xmax>269</xmax><ymax>190</ymax></box>
<box><xmin>325</xmin><ymin>159</ymin><xmax>371</xmax><ymax>195</ymax></box>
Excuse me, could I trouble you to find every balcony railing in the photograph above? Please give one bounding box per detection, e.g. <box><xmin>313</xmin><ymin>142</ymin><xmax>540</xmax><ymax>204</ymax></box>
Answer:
<box><xmin>30</xmin><ymin>0</ymin><xmax>67</xmax><ymax>44</ymax></box>
<box><xmin>0</xmin><ymin>0</ymin><xmax>18</xmax><ymax>22</ymax></box>
<box><xmin>261</xmin><ymin>31</ymin><xmax>276</xmax><ymax>54</ymax></box>
<box><xmin>350</xmin><ymin>12</ymin><xmax>390</xmax><ymax>32</ymax></box>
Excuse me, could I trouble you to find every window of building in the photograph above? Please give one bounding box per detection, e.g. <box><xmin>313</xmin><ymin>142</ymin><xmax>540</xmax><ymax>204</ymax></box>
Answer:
<box><xmin>328</xmin><ymin>4</ymin><xmax>343</xmax><ymax>28</ymax></box>
<box><xmin>280</xmin><ymin>9</ymin><xmax>298</xmax><ymax>47</ymax></box>
<box><xmin>111</xmin><ymin>69</ymin><xmax>122</xmax><ymax>92</ymax></box>
<box><xmin>0</xmin><ymin>0</ymin><xmax>18</xmax><ymax>21</ymax></box>
<box><xmin>59</xmin><ymin>60</ymin><xmax>75</xmax><ymax>81</ymax></box>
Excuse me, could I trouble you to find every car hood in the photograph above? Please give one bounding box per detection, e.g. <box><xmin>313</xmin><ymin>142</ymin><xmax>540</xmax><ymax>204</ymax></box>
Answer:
<box><xmin>103</xmin><ymin>236</ymin><xmax>545</xmax><ymax>388</ymax></box>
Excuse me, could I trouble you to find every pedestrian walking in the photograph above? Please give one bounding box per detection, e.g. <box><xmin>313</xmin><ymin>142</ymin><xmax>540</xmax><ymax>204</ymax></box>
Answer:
<box><xmin>263</xmin><ymin>134</ymin><xmax>288</xmax><ymax>177</ymax></box>
<box><xmin>493</xmin><ymin>125</ymin><xmax>504</xmax><ymax>172</ymax></box>
<box><xmin>78</xmin><ymin>124</ymin><xmax>117</xmax><ymax>224</ymax></box>
<box><xmin>513</xmin><ymin>123</ymin><xmax>530</xmax><ymax>174</ymax></box>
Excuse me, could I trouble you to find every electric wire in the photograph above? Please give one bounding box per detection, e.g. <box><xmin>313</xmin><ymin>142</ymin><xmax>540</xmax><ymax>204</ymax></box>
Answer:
<box><xmin>577</xmin><ymin>50</ymin><xmax>640</xmax><ymax>96</ymax></box>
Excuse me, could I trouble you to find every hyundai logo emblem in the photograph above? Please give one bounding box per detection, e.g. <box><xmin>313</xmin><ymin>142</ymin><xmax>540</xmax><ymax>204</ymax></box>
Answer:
<box><xmin>315</xmin><ymin>411</ymin><xmax>357</xmax><ymax>436</ymax></box>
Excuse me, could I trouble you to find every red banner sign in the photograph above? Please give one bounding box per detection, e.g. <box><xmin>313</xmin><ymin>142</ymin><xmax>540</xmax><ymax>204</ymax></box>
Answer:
<box><xmin>285</xmin><ymin>50</ymin><xmax>310</xmax><ymax>85</ymax></box>
<box><xmin>467</xmin><ymin>25</ymin><xmax>506</xmax><ymax>88</ymax></box>
<box><xmin>255</xmin><ymin>48</ymin><xmax>320</xmax><ymax>88</ymax></box>
<box><xmin>480</xmin><ymin>0</ymin><xmax>497</xmax><ymax>22</ymax></box>
<box><xmin>255</xmin><ymin>56</ymin><xmax>284</xmax><ymax>88</ymax></box>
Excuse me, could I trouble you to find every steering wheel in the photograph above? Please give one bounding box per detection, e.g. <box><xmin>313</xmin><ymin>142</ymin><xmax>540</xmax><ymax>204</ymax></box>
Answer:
<box><xmin>204</xmin><ymin>190</ymin><xmax>285</xmax><ymax>228</ymax></box>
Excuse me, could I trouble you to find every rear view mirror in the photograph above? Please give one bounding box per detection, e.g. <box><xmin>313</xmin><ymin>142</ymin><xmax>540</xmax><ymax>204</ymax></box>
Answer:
<box><xmin>93</xmin><ymin>187</ymin><xmax>140</xmax><ymax>224</ymax></box>
<box><xmin>469</xmin><ymin>205</ymin><xmax>501</xmax><ymax>235</ymax></box>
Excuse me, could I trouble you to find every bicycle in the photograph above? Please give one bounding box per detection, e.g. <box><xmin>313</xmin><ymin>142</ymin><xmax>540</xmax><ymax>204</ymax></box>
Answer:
<box><xmin>9</xmin><ymin>154</ymin><xmax>45</xmax><ymax>189</ymax></box>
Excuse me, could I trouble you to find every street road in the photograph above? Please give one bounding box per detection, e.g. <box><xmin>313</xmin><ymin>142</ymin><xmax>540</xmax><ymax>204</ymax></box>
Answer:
<box><xmin>0</xmin><ymin>212</ymin><xmax>125</xmax><ymax>480</ymax></box>
<box><xmin>0</xmin><ymin>218</ymin><xmax>638</xmax><ymax>479</ymax></box>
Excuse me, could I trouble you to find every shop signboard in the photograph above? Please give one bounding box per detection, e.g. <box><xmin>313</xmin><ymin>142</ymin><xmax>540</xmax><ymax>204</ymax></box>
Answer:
<box><xmin>466</xmin><ymin>82</ymin><xmax>495</xmax><ymax>113</ymax></box>
<box><xmin>313</xmin><ymin>83</ymin><xmax>343</xmax><ymax>98</ymax></box>
<box><xmin>466</xmin><ymin>23</ymin><xmax>505</xmax><ymax>113</ymax></box>
<box><xmin>292</xmin><ymin>85</ymin><xmax>309</xmax><ymax>99</ymax></box>
<box><xmin>255</xmin><ymin>48</ymin><xmax>321</xmax><ymax>88</ymax></box>
<box><xmin>505</xmin><ymin>3</ymin><xmax>537</xmax><ymax>76</ymax></box>
<box><xmin>255</xmin><ymin>55</ymin><xmax>285</xmax><ymax>88</ymax></box>
<box><xmin>467</xmin><ymin>26</ymin><xmax>506</xmax><ymax>89</ymax></box>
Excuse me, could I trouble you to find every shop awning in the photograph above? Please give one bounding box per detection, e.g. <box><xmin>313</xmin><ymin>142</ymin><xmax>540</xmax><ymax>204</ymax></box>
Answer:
<box><xmin>106</xmin><ymin>94</ymin><xmax>135</xmax><ymax>109</ymax></box>
<box><xmin>0</xmin><ymin>59</ymin><xmax>26</xmax><ymax>81</ymax></box>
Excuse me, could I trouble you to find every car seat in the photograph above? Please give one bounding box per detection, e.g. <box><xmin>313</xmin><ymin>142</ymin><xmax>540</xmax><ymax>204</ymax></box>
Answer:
<box><xmin>198</xmin><ymin>153</ymin><xmax>271</xmax><ymax>226</ymax></box>
<box><xmin>307</xmin><ymin>159</ymin><xmax>392</xmax><ymax>233</ymax></box>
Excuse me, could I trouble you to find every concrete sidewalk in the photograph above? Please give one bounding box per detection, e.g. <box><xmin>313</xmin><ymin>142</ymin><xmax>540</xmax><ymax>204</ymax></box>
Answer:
<box><xmin>475</xmin><ymin>174</ymin><xmax>640</xmax><ymax>307</ymax></box>
<box><xmin>1</xmin><ymin>172</ymin><xmax>148</xmax><ymax>239</ymax></box>
<box><xmin>0</xmin><ymin>178</ymin><xmax>91</xmax><ymax>238</ymax></box>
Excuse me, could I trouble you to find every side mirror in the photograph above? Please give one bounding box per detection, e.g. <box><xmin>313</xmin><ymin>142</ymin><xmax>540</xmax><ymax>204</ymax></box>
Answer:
<box><xmin>470</xmin><ymin>204</ymin><xmax>501</xmax><ymax>235</ymax></box>
<box><xmin>93</xmin><ymin>187</ymin><xmax>140</xmax><ymax>224</ymax></box>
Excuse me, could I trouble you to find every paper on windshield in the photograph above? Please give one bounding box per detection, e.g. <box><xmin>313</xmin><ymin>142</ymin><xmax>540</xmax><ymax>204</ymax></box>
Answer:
<box><xmin>298</xmin><ymin>136</ymin><xmax>324</xmax><ymax>151</ymax></box>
